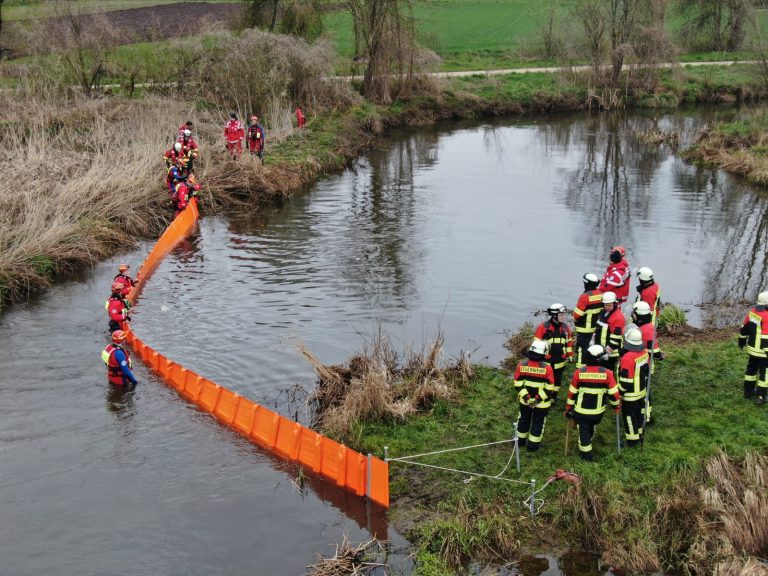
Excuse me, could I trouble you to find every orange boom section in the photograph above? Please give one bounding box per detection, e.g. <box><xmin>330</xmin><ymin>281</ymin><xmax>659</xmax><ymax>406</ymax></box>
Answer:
<box><xmin>123</xmin><ymin>199</ymin><xmax>389</xmax><ymax>508</ymax></box>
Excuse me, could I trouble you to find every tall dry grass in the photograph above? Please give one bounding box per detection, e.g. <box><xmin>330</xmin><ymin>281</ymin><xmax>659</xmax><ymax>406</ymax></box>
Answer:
<box><xmin>300</xmin><ymin>330</ymin><xmax>473</xmax><ymax>442</ymax></box>
<box><xmin>0</xmin><ymin>89</ymin><xmax>192</xmax><ymax>306</ymax></box>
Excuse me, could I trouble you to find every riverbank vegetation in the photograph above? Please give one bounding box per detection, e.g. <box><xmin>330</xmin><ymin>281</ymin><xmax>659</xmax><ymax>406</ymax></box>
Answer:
<box><xmin>304</xmin><ymin>326</ymin><xmax>768</xmax><ymax>574</ymax></box>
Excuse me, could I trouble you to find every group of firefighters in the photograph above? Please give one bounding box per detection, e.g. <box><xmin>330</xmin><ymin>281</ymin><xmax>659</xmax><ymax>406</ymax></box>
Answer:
<box><xmin>513</xmin><ymin>245</ymin><xmax>768</xmax><ymax>461</ymax></box>
<box><xmin>103</xmin><ymin>264</ymin><xmax>139</xmax><ymax>388</ymax></box>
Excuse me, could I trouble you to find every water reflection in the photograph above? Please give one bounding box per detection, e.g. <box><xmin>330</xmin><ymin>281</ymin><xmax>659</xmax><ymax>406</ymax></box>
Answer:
<box><xmin>105</xmin><ymin>384</ymin><xmax>137</xmax><ymax>415</ymax></box>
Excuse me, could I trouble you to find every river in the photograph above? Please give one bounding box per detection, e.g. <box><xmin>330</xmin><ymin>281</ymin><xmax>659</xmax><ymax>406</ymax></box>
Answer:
<box><xmin>2</xmin><ymin>107</ymin><xmax>766</xmax><ymax>576</ymax></box>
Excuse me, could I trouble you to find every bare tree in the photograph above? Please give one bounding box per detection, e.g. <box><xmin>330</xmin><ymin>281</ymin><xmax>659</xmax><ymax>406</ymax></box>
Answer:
<box><xmin>345</xmin><ymin>0</ymin><xmax>418</xmax><ymax>104</ymax></box>
<box><xmin>676</xmin><ymin>0</ymin><xmax>750</xmax><ymax>51</ymax></box>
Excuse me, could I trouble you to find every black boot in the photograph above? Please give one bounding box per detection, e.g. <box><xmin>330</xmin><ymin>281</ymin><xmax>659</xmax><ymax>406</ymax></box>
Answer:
<box><xmin>579</xmin><ymin>451</ymin><xmax>594</xmax><ymax>462</ymax></box>
<box><xmin>744</xmin><ymin>382</ymin><xmax>755</xmax><ymax>399</ymax></box>
<box><xmin>756</xmin><ymin>395</ymin><xmax>766</xmax><ymax>406</ymax></box>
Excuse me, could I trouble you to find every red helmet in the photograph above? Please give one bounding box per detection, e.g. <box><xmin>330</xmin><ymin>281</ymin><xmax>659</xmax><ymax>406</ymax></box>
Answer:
<box><xmin>111</xmin><ymin>280</ymin><xmax>125</xmax><ymax>292</ymax></box>
<box><xmin>111</xmin><ymin>330</ymin><xmax>127</xmax><ymax>343</ymax></box>
<box><xmin>118</xmin><ymin>264</ymin><xmax>129</xmax><ymax>272</ymax></box>
<box><xmin>611</xmin><ymin>245</ymin><xmax>626</xmax><ymax>257</ymax></box>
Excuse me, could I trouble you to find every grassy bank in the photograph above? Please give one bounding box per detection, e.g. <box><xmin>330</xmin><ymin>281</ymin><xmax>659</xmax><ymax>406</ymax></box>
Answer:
<box><xmin>2</xmin><ymin>61</ymin><xmax>767</xmax><ymax>312</ymax></box>
<box><xmin>682</xmin><ymin>107</ymin><xmax>768</xmax><ymax>187</ymax></box>
<box><xmin>333</xmin><ymin>329</ymin><xmax>768</xmax><ymax>574</ymax></box>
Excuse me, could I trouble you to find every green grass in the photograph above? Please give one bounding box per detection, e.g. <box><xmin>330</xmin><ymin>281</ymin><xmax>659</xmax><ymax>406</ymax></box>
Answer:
<box><xmin>3</xmin><ymin>0</ymin><xmax>241</xmax><ymax>21</ymax></box>
<box><xmin>352</xmin><ymin>336</ymin><xmax>768</xmax><ymax>572</ymax></box>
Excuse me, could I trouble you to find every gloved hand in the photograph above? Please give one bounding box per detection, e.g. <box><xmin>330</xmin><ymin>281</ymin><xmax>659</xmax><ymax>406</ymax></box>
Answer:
<box><xmin>564</xmin><ymin>408</ymin><xmax>574</xmax><ymax>419</ymax></box>
<box><xmin>738</xmin><ymin>340</ymin><xmax>745</xmax><ymax>349</ymax></box>
<box><xmin>657</xmin><ymin>352</ymin><xmax>666</xmax><ymax>361</ymax></box>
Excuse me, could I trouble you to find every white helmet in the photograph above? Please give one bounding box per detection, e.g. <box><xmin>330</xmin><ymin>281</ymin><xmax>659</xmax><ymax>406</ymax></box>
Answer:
<box><xmin>637</xmin><ymin>267</ymin><xmax>654</xmax><ymax>282</ymax></box>
<box><xmin>583</xmin><ymin>272</ymin><xmax>599</xmax><ymax>284</ymax></box>
<box><xmin>624</xmin><ymin>328</ymin><xmax>644</xmax><ymax>351</ymax></box>
<box><xmin>547</xmin><ymin>303</ymin><xmax>566</xmax><ymax>316</ymax></box>
<box><xmin>602</xmin><ymin>291</ymin><xmax>617</xmax><ymax>305</ymax></box>
<box><xmin>528</xmin><ymin>339</ymin><xmax>550</xmax><ymax>356</ymax></box>
<box><xmin>173</xmin><ymin>142</ymin><xmax>182</xmax><ymax>152</ymax></box>
<box><xmin>633</xmin><ymin>301</ymin><xmax>652</xmax><ymax>316</ymax></box>
<box><xmin>587</xmin><ymin>344</ymin><xmax>605</xmax><ymax>361</ymax></box>
<box><xmin>758</xmin><ymin>291</ymin><xmax>768</xmax><ymax>306</ymax></box>
<box><xmin>183</xmin><ymin>129</ymin><xmax>192</xmax><ymax>137</ymax></box>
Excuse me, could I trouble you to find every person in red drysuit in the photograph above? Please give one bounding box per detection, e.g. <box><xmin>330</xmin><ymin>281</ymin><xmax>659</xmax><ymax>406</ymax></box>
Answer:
<box><xmin>102</xmin><ymin>330</ymin><xmax>138</xmax><ymax>387</ymax></box>
<box><xmin>224</xmin><ymin>112</ymin><xmax>245</xmax><ymax>159</ymax></box>
<box><xmin>296</xmin><ymin>106</ymin><xmax>306</xmax><ymax>128</ymax></box>
<box><xmin>599</xmin><ymin>245</ymin><xmax>631</xmax><ymax>303</ymax></box>
<box><xmin>247</xmin><ymin>115</ymin><xmax>266</xmax><ymax>162</ymax></box>
<box><xmin>106</xmin><ymin>281</ymin><xmax>130</xmax><ymax>333</ymax></box>
<box><xmin>114</xmin><ymin>264</ymin><xmax>135</xmax><ymax>298</ymax></box>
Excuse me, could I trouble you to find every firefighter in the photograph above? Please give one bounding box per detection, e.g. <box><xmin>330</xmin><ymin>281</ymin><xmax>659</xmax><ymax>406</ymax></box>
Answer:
<box><xmin>247</xmin><ymin>115</ymin><xmax>266</xmax><ymax>162</ymax></box>
<box><xmin>167</xmin><ymin>157</ymin><xmax>188</xmax><ymax>196</ymax></box>
<box><xmin>595</xmin><ymin>291</ymin><xmax>625</xmax><ymax>372</ymax></box>
<box><xmin>177</xmin><ymin>128</ymin><xmax>199</xmax><ymax>172</ymax></box>
<box><xmin>635</xmin><ymin>267</ymin><xmax>661</xmax><ymax>326</ymax></box>
<box><xmin>738</xmin><ymin>291</ymin><xmax>768</xmax><ymax>404</ymax></box>
<box><xmin>631</xmin><ymin>300</ymin><xmax>662</xmax><ymax>423</ymax></box>
<box><xmin>599</xmin><ymin>245</ymin><xmax>631</xmax><ymax>303</ymax></box>
<box><xmin>113</xmin><ymin>264</ymin><xmax>135</xmax><ymax>299</ymax></box>
<box><xmin>564</xmin><ymin>344</ymin><xmax>621</xmax><ymax>461</ymax></box>
<box><xmin>513</xmin><ymin>340</ymin><xmax>556</xmax><ymax>452</ymax></box>
<box><xmin>106</xmin><ymin>281</ymin><xmax>130</xmax><ymax>333</ymax></box>
<box><xmin>177</xmin><ymin>120</ymin><xmax>193</xmax><ymax>140</ymax></box>
<box><xmin>102</xmin><ymin>330</ymin><xmax>138</xmax><ymax>387</ymax></box>
<box><xmin>618</xmin><ymin>328</ymin><xmax>649</xmax><ymax>446</ymax></box>
<box><xmin>573</xmin><ymin>272</ymin><xmax>603</xmax><ymax>368</ymax></box>
<box><xmin>224</xmin><ymin>112</ymin><xmax>245</xmax><ymax>159</ymax></box>
<box><xmin>164</xmin><ymin>141</ymin><xmax>184</xmax><ymax>168</ymax></box>
<box><xmin>534</xmin><ymin>303</ymin><xmax>573</xmax><ymax>401</ymax></box>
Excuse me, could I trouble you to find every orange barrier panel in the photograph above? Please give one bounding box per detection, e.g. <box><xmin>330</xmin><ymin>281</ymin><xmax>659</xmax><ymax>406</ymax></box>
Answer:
<box><xmin>251</xmin><ymin>407</ymin><xmax>280</xmax><ymax>449</ymax></box>
<box><xmin>126</xmin><ymin>199</ymin><xmax>391</xmax><ymax>508</ymax></box>
<box><xmin>214</xmin><ymin>389</ymin><xmax>240</xmax><ymax>425</ymax></box>
<box><xmin>274</xmin><ymin>417</ymin><xmax>301</xmax><ymax>460</ymax></box>
<box><xmin>233</xmin><ymin>400</ymin><xmax>259</xmax><ymax>435</ymax></box>
<box><xmin>198</xmin><ymin>379</ymin><xmax>222</xmax><ymax>412</ymax></box>
<box><xmin>368</xmin><ymin>457</ymin><xmax>390</xmax><ymax>508</ymax></box>
<box><xmin>298</xmin><ymin>429</ymin><xmax>324</xmax><ymax>474</ymax></box>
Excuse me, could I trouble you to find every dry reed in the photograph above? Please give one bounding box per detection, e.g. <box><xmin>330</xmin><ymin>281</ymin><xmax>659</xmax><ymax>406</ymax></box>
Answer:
<box><xmin>300</xmin><ymin>329</ymin><xmax>472</xmax><ymax>441</ymax></box>
<box><xmin>307</xmin><ymin>536</ymin><xmax>384</xmax><ymax>576</ymax></box>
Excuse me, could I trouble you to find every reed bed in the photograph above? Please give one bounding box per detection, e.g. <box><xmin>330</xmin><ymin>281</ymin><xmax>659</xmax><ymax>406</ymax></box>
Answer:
<box><xmin>307</xmin><ymin>536</ymin><xmax>384</xmax><ymax>576</ymax></box>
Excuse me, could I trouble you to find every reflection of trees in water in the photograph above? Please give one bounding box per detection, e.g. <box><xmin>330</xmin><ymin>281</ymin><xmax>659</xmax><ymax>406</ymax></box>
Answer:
<box><xmin>340</xmin><ymin>131</ymin><xmax>439</xmax><ymax>306</ymax></box>
<box><xmin>547</xmin><ymin>112</ymin><xmax>669</xmax><ymax>257</ymax></box>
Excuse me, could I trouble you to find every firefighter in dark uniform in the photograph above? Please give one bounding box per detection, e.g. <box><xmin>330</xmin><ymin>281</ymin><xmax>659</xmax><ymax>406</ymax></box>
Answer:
<box><xmin>739</xmin><ymin>291</ymin><xmax>768</xmax><ymax>404</ymax></box>
<box><xmin>513</xmin><ymin>340</ymin><xmax>556</xmax><ymax>452</ymax></box>
<box><xmin>631</xmin><ymin>300</ymin><xmax>663</xmax><ymax>423</ymax></box>
<box><xmin>573</xmin><ymin>273</ymin><xmax>603</xmax><ymax>368</ymax></box>
<box><xmin>594</xmin><ymin>291</ymin><xmax>625</xmax><ymax>372</ymax></box>
<box><xmin>533</xmin><ymin>303</ymin><xmax>573</xmax><ymax>402</ymax></box>
<box><xmin>564</xmin><ymin>344</ymin><xmax>621</xmax><ymax>461</ymax></box>
<box><xmin>618</xmin><ymin>328</ymin><xmax>649</xmax><ymax>446</ymax></box>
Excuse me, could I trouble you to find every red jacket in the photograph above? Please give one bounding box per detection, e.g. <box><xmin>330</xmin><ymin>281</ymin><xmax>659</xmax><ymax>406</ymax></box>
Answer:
<box><xmin>296</xmin><ymin>107</ymin><xmax>305</xmax><ymax>127</ymax></box>
<box><xmin>224</xmin><ymin>119</ymin><xmax>245</xmax><ymax>143</ymax></box>
<box><xmin>114</xmin><ymin>273</ymin><xmax>134</xmax><ymax>297</ymax></box>
<box><xmin>103</xmin><ymin>344</ymin><xmax>133</xmax><ymax>386</ymax></box>
<box><xmin>567</xmin><ymin>366</ymin><xmax>621</xmax><ymax>416</ymax></box>
<box><xmin>107</xmin><ymin>295</ymin><xmax>128</xmax><ymax>323</ymax></box>
<box><xmin>600</xmin><ymin>259</ymin><xmax>631</xmax><ymax>302</ymax></box>
<box><xmin>176</xmin><ymin>136</ymin><xmax>199</xmax><ymax>158</ymax></box>
<box><xmin>636</xmin><ymin>281</ymin><xmax>661</xmax><ymax>321</ymax></box>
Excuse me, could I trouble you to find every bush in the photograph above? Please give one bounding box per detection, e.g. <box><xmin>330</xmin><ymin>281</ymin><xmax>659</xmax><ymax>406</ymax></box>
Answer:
<box><xmin>658</xmin><ymin>304</ymin><xmax>687</xmax><ymax>331</ymax></box>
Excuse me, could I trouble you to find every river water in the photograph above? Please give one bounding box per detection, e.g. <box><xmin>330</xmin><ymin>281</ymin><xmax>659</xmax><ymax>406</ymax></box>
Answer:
<box><xmin>2</xmin><ymin>108</ymin><xmax>767</xmax><ymax>576</ymax></box>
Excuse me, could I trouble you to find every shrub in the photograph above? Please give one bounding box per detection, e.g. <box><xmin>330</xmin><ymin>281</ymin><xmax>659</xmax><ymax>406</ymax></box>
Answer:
<box><xmin>658</xmin><ymin>304</ymin><xmax>687</xmax><ymax>332</ymax></box>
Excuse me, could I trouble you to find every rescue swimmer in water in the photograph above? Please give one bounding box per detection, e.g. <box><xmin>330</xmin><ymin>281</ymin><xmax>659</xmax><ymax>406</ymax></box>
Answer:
<box><xmin>102</xmin><ymin>330</ymin><xmax>138</xmax><ymax>388</ymax></box>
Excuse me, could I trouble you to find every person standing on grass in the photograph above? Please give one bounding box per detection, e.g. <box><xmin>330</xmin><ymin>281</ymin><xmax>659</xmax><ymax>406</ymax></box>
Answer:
<box><xmin>513</xmin><ymin>340</ymin><xmax>556</xmax><ymax>452</ymax></box>
<box><xmin>102</xmin><ymin>330</ymin><xmax>138</xmax><ymax>388</ymax></box>
<box><xmin>635</xmin><ymin>267</ymin><xmax>661</xmax><ymax>326</ymax></box>
<box><xmin>738</xmin><ymin>291</ymin><xmax>768</xmax><ymax>405</ymax></box>
<box><xmin>617</xmin><ymin>328</ymin><xmax>649</xmax><ymax>447</ymax></box>
<box><xmin>599</xmin><ymin>246</ymin><xmax>631</xmax><ymax>304</ymax></box>
<box><xmin>631</xmin><ymin>300</ymin><xmax>663</xmax><ymax>424</ymax></box>
<box><xmin>564</xmin><ymin>344</ymin><xmax>621</xmax><ymax>462</ymax></box>
<box><xmin>573</xmin><ymin>272</ymin><xmax>603</xmax><ymax>368</ymax></box>
<box><xmin>296</xmin><ymin>106</ymin><xmax>306</xmax><ymax>128</ymax></box>
<box><xmin>224</xmin><ymin>112</ymin><xmax>245</xmax><ymax>159</ymax></box>
<box><xmin>594</xmin><ymin>291</ymin><xmax>625</xmax><ymax>372</ymax></box>
<box><xmin>533</xmin><ymin>303</ymin><xmax>573</xmax><ymax>402</ymax></box>
<box><xmin>247</xmin><ymin>115</ymin><xmax>266</xmax><ymax>162</ymax></box>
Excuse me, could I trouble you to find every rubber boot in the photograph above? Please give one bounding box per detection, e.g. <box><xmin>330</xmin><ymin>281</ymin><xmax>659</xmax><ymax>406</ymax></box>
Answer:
<box><xmin>526</xmin><ymin>441</ymin><xmax>540</xmax><ymax>453</ymax></box>
<box><xmin>579</xmin><ymin>451</ymin><xmax>594</xmax><ymax>462</ymax></box>
<box><xmin>744</xmin><ymin>381</ymin><xmax>755</xmax><ymax>399</ymax></box>
<box><xmin>756</xmin><ymin>395</ymin><xmax>766</xmax><ymax>406</ymax></box>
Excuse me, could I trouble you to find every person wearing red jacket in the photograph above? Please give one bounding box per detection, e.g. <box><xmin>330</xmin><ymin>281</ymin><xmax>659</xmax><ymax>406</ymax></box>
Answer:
<box><xmin>106</xmin><ymin>281</ymin><xmax>130</xmax><ymax>333</ymax></box>
<box><xmin>296</xmin><ymin>106</ymin><xmax>306</xmax><ymax>128</ymax></box>
<box><xmin>738</xmin><ymin>291</ymin><xmax>768</xmax><ymax>404</ymax></box>
<box><xmin>631</xmin><ymin>300</ymin><xmax>663</xmax><ymax>424</ymax></box>
<box><xmin>114</xmin><ymin>264</ymin><xmax>135</xmax><ymax>298</ymax></box>
<box><xmin>534</xmin><ymin>303</ymin><xmax>573</xmax><ymax>401</ymax></box>
<box><xmin>513</xmin><ymin>340</ymin><xmax>556</xmax><ymax>452</ymax></box>
<box><xmin>177</xmin><ymin>120</ymin><xmax>193</xmax><ymax>140</ymax></box>
<box><xmin>564</xmin><ymin>344</ymin><xmax>621</xmax><ymax>461</ymax></box>
<box><xmin>618</xmin><ymin>328</ymin><xmax>649</xmax><ymax>446</ymax></box>
<box><xmin>599</xmin><ymin>245</ymin><xmax>631</xmax><ymax>303</ymax></box>
<box><xmin>247</xmin><ymin>115</ymin><xmax>266</xmax><ymax>162</ymax></box>
<box><xmin>224</xmin><ymin>112</ymin><xmax>245</xmax><ymax>159</ymax></box>
<box><xmin>573</xmin><ymin>272</ymin><xmax>603</xmax><ymax>368</ymax></box>
<box><xmin>177</xmin><ymin>128</ymin><xmax>199</xmax><ymax>171</ymax></box>
<box><xmin>164</xmin><ymin>141</ymin><xmax>185</xmax><ymax>168</ymax></box>
<box><xmin>102</xmin><ymin>330</ymin><xmax>138</xmax><ymax>387</ymax></box>
<box><xmin>594</xmin><ymin>291</ymin><xmax>625</xmax><ymax>372</ymax></box>
<box><xmin>635</xmin><ymin>266</ymin><xmax>661</xmax><ymax>326</ymax></box>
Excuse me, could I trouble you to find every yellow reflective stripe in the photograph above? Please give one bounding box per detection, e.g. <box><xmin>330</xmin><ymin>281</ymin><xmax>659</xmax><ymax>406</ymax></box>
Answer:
<box><xmin>101</xmin><ymin>349</ymin><xmax>110</xmax><ymax>365</ymax></box>
<box><xmin>579</xmin><ymin>372</ymin><xmax>608</xmax><ymax>381</ymax></box>
<box><xmin>520</xmin><ymin>366</ymin><xmax>548</xmax><ymax>376</ymax></box>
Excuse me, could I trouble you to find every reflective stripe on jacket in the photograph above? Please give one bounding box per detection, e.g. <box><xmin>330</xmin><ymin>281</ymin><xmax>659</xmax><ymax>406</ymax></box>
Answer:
<box><xmin>567</xmin><ymin>366</ymin><xmax>620</xmax><ymax>416</ymax></box>
<box><xmin>534</xmin><ymin>320</ymin><xmax>573</xmax><ymax>369</ymax></box>
<box><xmin>618</xmin><ymin>349</ymin><xmax>649</xmax><ymax>401</ymax></box>
<box><xmin>513</xmin><ymin>359</ymin><xmax>556</xmax><ymax>409</ymax></box>
<box><xmin>573</xmin><ymin>290</ymin><xmax>604</xmax><ymax>334</ymax></box>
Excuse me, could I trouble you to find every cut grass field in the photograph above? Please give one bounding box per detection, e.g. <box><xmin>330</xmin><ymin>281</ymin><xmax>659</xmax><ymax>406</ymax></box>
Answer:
<box><xmin>346</xmin><ymin>333</ymin><xmax>768</xmax><ymax>574</ymax></box>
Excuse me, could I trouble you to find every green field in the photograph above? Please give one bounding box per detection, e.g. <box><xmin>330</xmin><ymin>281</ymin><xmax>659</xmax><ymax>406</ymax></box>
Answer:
<box><xmin>3</xmin><ymin>0</ymin><xmax>240</xmax><ymax>21</ymax></box>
